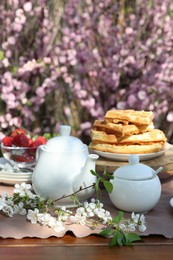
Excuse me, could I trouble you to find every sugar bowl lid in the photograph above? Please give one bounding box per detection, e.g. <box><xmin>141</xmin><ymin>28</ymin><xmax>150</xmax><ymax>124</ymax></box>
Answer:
<box><xmin>114</xmin><ymin>155</ymin><xmax>162</xmax><ymax>181</ymax></box>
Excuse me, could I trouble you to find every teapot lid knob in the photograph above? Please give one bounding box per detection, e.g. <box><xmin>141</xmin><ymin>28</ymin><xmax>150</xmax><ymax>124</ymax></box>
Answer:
<box><xmin>128</xmin><ymin>155</ymin><xmax>139</xmax><ymax>165</ymax></box>
<box><xmin>59</xmin><ymin>125</ymin><xmax>71</xmax><ymax>136</ymax></box>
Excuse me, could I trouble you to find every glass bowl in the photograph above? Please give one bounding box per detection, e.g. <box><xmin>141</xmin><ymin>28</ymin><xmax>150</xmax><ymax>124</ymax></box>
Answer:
<box><xmin>0</xmin><ymin>143</ymin><xmax>38</xmax><ymax>169</ymax></box>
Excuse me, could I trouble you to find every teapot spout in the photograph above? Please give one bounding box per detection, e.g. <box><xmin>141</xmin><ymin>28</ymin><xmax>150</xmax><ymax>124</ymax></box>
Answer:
<box><xmin>73</xmin><ymin>154</ymin><xmax>99</xmax><ymax>201</ymax></box>
<box><xmin>82</xmin><ymin>154</ymin><xmax>99</xmax><ymax>177</ymax></box>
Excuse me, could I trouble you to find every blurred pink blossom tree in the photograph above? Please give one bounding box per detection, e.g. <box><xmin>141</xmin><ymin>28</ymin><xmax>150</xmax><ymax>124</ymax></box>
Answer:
<box><xmin>0</xmin><ymin>0</ymin><xmax>173</xmax><ymax>142</ymax></box>
<box><xmin>0</xmin><ymin>0</ymin><xmax>61</xmax><ymax>138</ymax></box>
<box><xmin>55</xmin><ymin>0</ymin><xmax>173</xmax><ymax>142</ymax></box>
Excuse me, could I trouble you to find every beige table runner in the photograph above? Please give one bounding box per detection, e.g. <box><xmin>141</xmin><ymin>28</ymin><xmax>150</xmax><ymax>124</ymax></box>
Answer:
<box><xmin>0</xmin><ymin>174</ymin><xmax>173</xmax><ymax>239</ymax></box>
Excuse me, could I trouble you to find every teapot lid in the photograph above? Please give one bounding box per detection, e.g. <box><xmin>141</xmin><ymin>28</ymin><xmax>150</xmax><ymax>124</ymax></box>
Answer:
<box><xmin>44</xmin><ymin>125</ymin><xmax>86</xmax><ymax>152</ymax></box>
<box><xmin>114</xmin><ymin>155</ymin><xmax>154</xmax><ymax>180</ymax></box>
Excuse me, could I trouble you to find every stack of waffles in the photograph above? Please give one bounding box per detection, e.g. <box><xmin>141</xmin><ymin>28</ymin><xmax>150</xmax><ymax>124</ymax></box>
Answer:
<box><xmin>89</xmin><ymin>109</ymin><xmax>167</xmax><ymax>154</ymax></box>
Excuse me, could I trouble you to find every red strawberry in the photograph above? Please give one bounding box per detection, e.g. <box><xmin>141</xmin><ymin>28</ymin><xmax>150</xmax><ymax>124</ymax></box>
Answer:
<box><xmin>30</xmin><ymin>139</ymin><xmax>43</xmax><ymax>148</ymax></box>
<box><xmin>35</xmin><ymin>136</ymin><xmax>47</xmax><ymax>144</ymax></box>
<box><xmin>28</xmin><ymin>138</ymin><xmax>33</xmax><ymax>145</ymax></box>
<box><xmin>2</xmin><ymin>136</ymin><xmax>14</xmax><ymax>146</ymax></box>
<box><xmin>11</xmin><ymin>128</ymin><xmax>26</xmax><ymax>137</ymax></box>
<box><xmin>29</xmin><ymin>139</ymin><xmax>44</xmax><ymax>156</ymax></box>
<box><xmin>13</xmin><ymin>133</ymin><xmax>30</xmax><ymax>147</ymax></box>
<box><xmin>15</xmin><ymin>154</ymin><xmax>34</xmax><ymax>162</ymax></box>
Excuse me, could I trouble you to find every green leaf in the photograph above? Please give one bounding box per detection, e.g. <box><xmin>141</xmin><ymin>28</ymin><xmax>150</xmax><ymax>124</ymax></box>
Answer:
<box><xmin>94</xmin><ymin>178</ymin><xmax>101</xmax><ymax>192</ymax></box>
<box><xmin>109</xmin><ymin>231</ymin><xmax>124</xmax><ymax>247</ymax></box>
<box><xmin>99</xmin><ymin>227</ymin><xmax>114</xmax><ymax>237</ymax></box>
<box><xmin>104</xmin><ymin>173</ymin><xmax>114</xmax><ymax>180</ymax></box>
<box><xmin>90</xmin><ymin>169</ymin><xmax>97</xmax><ymax>176</ymax></box>
<box><xmin>103</xmin><ymin>180</ymin><xmax>113</xmax><ymax>193</ymax></box>
<box><xmin>116</xmin><ymin>231</ymin><xmax>125</xmax><ymax>246</ymax></box>
<box><xmin>90</xmin><ymin>170</ymin><xmax>100</xmax><ymax>178</ymax></box>
<box><xmin>109</xmin><ymin>231</ymin><xmax>140</xmax><ymax>247</ymax></box>
<box><xmin>124</xmin><ymin>233</ymin><xmax>141</xmax><ymax>245</ymax></box>
<box><xmin>109</xmin><ymin>232</ymin><xmax>118</xmax><ymax>247</ymax></box>
<box><xmin>112</xmin><ymin>211</ymin><xmax>124</xmax><ymax>224</ymax></box>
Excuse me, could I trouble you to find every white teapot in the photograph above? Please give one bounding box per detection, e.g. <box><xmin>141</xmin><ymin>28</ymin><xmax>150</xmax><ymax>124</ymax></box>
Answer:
<box><xmin>109</xmin><ymin>155</ymin><xmax>162</xmax><ymax>213</ymax></box>
<box><xmin>32</xmin><ymin>125</ymin><xmax>99</xmax><ymax>207</ymax></box>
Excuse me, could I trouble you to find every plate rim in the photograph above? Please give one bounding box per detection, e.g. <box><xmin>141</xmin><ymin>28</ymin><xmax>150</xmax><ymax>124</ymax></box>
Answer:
<box><xmin>90</xmin><ymin>142</ymin><xmax>171</xmax><ymax>161</ymax></box>
<box><xmin>0</xmin><ymin>178</ymin><xmax>31</xmax><ymax>185</ymax></box>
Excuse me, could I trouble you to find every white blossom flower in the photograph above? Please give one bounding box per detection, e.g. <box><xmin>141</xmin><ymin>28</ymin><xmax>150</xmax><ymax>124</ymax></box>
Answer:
<box><xmin>95</xmin><ymin>208</ymin><xmax>105</xmax><ymax>218</ymax></box>
<box><xmin>47</xmin><ymin>216</ymin><xmax>57</xmax><ymax>227</ymax></box>
<box><xmin>138</xmin><ymin>214</ymin><xmax>146</xmax><ymax>232</ymax></box>
<box><xmin>37</xmin><ymin>213</ymin><xmax>53</xmax><ymax>226</ymax></box>
<box><xmin>52</xmin><ymin>220</ymin><xmax>65</xmax><ymax>233</ymax></box>
<box><xmin>14</xmin><ymin>182</ymin><xmax>36</xmax><ymax>199</ymax></box>
<box><xmin>138</xmin><ymin>224</ymin><xmax>147</xmax><ymax>232</ymax></box>
<box><xmin>41</xmin><ymin>215</ymin><xmax>65</xmax><ymax>232</ymax></box>
<box><xmin>70</xmin><ymin>213</ymin><xmax>87</xmax><ymax>225</ymax></box>
<box><xmin>83</xmin><ymin>201</ymin><xmax>89</xmax><ymax>208</ymax></box>
<box><xmin>14</xmin><ymin>182</ymin><xmax>33</xmax><ymax>198</ymax></box>
<box><xmin>27</xmin><ymin>209</ymin><xmax>39</xmax><ymax>224</ymax></box>
<box><xmin>56</xmin><ymin>207</ymin><xmax>72</xmax><ymax>222</ymax></box>
<box><xmin>13</xmin><ymin>202</ymin><xmax>27</xmax><ymax>215</ymax></box>
<box><xmin>131</xmin><ymin>212</ymin><xmax>146</xmax><ymax>232</ymax></box>
<box><xmin>3</xmin><ymin>205</ymin><xmax>14</xmax><ymax>217</ymax></box>
<box><xmin>86</xmin><ymin>208</ymin><xmax>94</xmax><ymax>217</ymax></box>
<box><xmin>76</xmin><ymin>207</ymin><xmax>87</xmax><ymax>216</ymax></box>
<box><xmin>0</xmin><ymin>192</ymin><xmax>7</xmax><ymax>210</ymax></box>
<box><xmin>119</xmin><ymin>223</ymin><xmax>136</xmax><ymax>232</ymax></box>
<box><xmin>131</xmin><ymin>212</ymin><xmax>140</xmax><ymax>224</ymax></box>
<box><xmin>101</xmin><ymin>211</ymin><xmax>112</xmax><ymax>224</ymax></box>
<box><xmin>88</xmin><ymin>202</ymin><xmax>96</xmax><ymax>210</ymax></box>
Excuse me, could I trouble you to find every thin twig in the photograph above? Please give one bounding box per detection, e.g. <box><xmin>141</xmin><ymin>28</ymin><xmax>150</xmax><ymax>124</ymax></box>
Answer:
<box><xmin>54</xmin><ymin>183</ymin><xmax>95</xmax><ymax>202</ymax></box>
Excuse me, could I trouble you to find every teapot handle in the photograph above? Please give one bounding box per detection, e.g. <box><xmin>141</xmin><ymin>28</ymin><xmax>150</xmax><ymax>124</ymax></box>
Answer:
<box><xmin>59</xmin><ymin>125</ymin><xmax>71</xmax><ymax>136</ymax></box>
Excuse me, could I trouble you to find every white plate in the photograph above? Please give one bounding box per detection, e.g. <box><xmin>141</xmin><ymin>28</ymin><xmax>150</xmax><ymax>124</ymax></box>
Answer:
<box><xmin>0</xmin><ymin>174</ymin><xmax>32</xmax><ymax>179</ymax></box>
<box><xmin>0</xmin><ymin>178</ymin><xmax>31</xmax><ymax>185</ymax></box>
<box><xmin>0</xmin><ymin>157</ymin><xmax>33</xmax><ymax>185</ymax></box>
<box><xmin>0</xmin><ymin>171</ymin><xmax>32</xmax><ymax>179</ymax></box>
<box><xmin>90</xmin><ymin>143</ymin><xmax>171</xmax><ymax>161</ymax></box>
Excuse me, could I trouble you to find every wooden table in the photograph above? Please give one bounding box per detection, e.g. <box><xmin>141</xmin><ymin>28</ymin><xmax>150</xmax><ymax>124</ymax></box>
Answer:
<box><xmin>1</xmin><ymin>147</ymin><xmax>173</xmax><ymax>260</ymax></box>
<box><xmin>0</xmin><ymin>235</ymin><xmax>173</xmax><ymax>260</ymax></box>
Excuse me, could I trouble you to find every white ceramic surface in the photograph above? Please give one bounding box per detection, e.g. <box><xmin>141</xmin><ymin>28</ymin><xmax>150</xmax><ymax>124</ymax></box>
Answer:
<box><xmin>90</xmin><ymin>142</ymin><xmax>171</xmax><ymax>161</ymax></box>
<box><xmin>113</xmin><ymin>154</ymin><xmax>162</xmax><ymax>180</ymax></box>
<box><xmin>109</xmin><ymin>176</ymin><xmax>161</xmax><ymax>213</ymax></box>
<box><xmin>109</xmin><ymin>155</ymin><xmax>162</xmax><ymax>213</ymax></box>
<box><xmin>32</xmin><ymin>125</ymin><xmax>99</xmax><ymax>207</ymax></box>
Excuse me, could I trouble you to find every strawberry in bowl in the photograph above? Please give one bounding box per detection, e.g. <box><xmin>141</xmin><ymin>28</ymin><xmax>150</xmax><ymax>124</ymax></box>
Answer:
<box><xmin>1</xmin><ymin>128</ymin><xmax>47</xmax><ymax>169</ymax></box>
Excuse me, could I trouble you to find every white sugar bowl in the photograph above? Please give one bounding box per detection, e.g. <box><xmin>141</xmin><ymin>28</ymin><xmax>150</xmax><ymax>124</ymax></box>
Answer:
<box><xmin>109</xmin><ymin>155</ymin><xmax>162</xmax><ymax>213</ymax></box>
